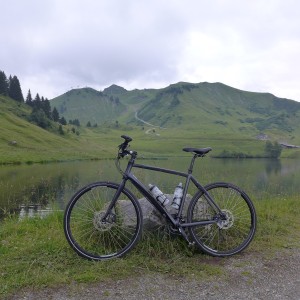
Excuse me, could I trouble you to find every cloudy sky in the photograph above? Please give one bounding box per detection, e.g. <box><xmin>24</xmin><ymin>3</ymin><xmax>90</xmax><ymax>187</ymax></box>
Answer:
<box><xmin>1</xmin><ymin>0</ymin><xmax>300</xmax><ymax>101</ymax></box>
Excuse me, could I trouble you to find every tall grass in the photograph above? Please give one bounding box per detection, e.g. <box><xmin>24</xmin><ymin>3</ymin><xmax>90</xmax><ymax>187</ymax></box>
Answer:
<box><xmin>0</xmin><ymin>195</ymin><xmax>299</xmax><ymax>297</ymax></box>
<box><xmin>254</xmin><ymin>196</ymin><xmax>300</xmax><ymax>249</ymax></box>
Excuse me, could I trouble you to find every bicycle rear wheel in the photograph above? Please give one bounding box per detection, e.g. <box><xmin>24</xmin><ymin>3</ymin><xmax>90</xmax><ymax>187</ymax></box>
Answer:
<box><xmin>64</xmin><ymin>182</ymin><xmax>143</xmax><ymax>260</ymax></box>
<box><xmin>187</xmin><ymin>182</ymin><xmax>256</xmax><ymax>257</ymax></box>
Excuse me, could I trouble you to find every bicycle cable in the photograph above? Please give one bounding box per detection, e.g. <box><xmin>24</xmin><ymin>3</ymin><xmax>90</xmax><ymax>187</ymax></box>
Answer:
<box><xmin>115</xmin><ymin>153</ymin><xmax>124</xmax><ymax>175</ymax></box>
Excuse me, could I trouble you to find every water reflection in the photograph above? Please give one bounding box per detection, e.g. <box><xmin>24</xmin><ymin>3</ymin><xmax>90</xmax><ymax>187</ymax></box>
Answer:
<box><xmin>265</xmin><ymin>159</ymin><xmax>281</xmax><ymax>175</ymax></box>
<box><xmin>19</xmin><ymin>204</ymin><xmax>55</xmax><ymax>220</ymax></box>
<box><xmin>0</xmin><ymin>158</ymin><xmax>300</xmax><ymax>219</ymax></box>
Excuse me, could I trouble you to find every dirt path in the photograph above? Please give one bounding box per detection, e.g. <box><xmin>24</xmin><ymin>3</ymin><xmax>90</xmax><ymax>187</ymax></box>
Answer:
<box><xmin>8</xmin><ymin>248</ymin><xmax>300</xmax><ymax>300</ymax></box>
<box><xmin>134</xmin><ymin>111</ymin><xmax>166</xmax><ymax>129</ymax></box>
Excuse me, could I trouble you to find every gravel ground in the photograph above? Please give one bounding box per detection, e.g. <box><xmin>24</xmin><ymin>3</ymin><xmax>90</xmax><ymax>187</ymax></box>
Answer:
<box><xmin>7</xmin><ymin>248</ymin><xmax>300</xmax><ymax>300</ymax></box>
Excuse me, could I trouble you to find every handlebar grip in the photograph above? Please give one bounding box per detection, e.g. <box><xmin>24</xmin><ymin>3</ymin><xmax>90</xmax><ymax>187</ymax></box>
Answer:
<box><xmin>121</xmin><ymin>135</ymin><xmax>132</xmax><ymax>142</ymax></box>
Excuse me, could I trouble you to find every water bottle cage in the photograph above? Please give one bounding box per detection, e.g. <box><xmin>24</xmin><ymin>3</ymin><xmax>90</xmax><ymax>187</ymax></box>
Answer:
<box><xmin>155</xmin><ymin>196</ymin><xmax>167</xmax><ymax>206</ymax></box>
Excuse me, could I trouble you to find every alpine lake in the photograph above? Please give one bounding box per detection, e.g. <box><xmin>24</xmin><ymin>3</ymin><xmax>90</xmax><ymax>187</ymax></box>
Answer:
<box><xmin>1</xmin><ymin>157</ymin><xmax>300</xmax><ymax>220</ymax></box>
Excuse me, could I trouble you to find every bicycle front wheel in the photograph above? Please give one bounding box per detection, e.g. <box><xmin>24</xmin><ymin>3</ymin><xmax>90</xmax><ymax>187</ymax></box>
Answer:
<box><xmin>64</xmin><ymin>182</ymin><xmax>143</xmax><ymax>260</ymax></box>
<box><xmin>187</xmin><ymin>182</ymin><xmax>256</xmax><ymax>257</ymax></box>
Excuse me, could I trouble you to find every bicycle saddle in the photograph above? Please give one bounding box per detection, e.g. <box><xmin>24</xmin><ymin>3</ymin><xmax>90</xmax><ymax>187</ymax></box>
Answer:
<box><xmin>182</xmin><ymin>147</ymin><xmax>212</xmax><ymax>156</ymax></box>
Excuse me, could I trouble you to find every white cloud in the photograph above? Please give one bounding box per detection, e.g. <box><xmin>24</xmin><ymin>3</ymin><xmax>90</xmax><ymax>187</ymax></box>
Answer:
<box><xmin>1</xmin><ymin>0</ymin><xmax>300</xmax><ymax>101</ymax></box>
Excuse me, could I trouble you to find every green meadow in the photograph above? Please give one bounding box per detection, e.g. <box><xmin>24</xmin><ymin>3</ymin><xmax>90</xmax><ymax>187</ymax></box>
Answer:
<box><xmin>0</xmin><ymin>194</ymin><xmax>299</xmax><ymax>297</ymax></box>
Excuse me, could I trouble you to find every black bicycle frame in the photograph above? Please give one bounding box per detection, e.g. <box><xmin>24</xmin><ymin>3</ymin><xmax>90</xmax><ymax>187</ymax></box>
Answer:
<box><xmin>114</xmin><ymin>154</ymin><xmax>224</xmax><ymax>230</ymax></box>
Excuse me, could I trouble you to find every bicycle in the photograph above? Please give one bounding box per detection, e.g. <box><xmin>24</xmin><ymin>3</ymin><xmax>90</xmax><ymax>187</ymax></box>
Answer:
<box><xmin>64</xmin><ymin>135</ymin><xmax>257</xmax><ymax>260</ymax></box>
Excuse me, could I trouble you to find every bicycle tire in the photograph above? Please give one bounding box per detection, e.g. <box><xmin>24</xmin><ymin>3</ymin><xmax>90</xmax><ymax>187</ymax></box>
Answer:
<box><xmin>187</xmin><ymin>182</ymin><xmax>256</xmax><ymax>257</ymax></box>
<box><xmin>64</xmin><ymin>181</ymin><xmax>143</xmax><ymax>260</ymax></box>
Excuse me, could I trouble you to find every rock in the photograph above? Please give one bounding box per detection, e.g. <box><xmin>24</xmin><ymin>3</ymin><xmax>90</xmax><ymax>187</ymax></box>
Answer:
<box><xmin>8</xmin><ymin>140</ymin><xmax>17</xmax><ymax>146</ymax></box>
<box><xmin>118</xmin><ymin>194</ymin><xmax>193</xmax><ymax>230</ymax></box>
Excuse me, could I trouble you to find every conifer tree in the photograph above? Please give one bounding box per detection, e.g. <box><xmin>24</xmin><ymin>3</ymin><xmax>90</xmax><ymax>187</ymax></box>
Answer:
<box><xmin>26</xmin><ymin>89</ymin><xmax>33</xmax><ymax>105</ymax></box>
<box><xmin>52</xmin><ymin>107</ymin><xmax>60</xmax><ymax>122</ymax></box>
<box><xmin>0</xmin><ymin>70</ymin><xmax>9</xmax><ymax>95</ymax></box>
<box><xmin>41</xmin><ymin>98</ymin><xmax>52</xmax><ymax>119</ymax></box>
<box><xmin>8</xmin><ymin>75</ymin><xmax>24</xmax><ymax>102</ymax></box>
<box><xmin>34</xmin><ymin>93</ymin><xmax>41</xmax><ymax>106</ymax></box>
<box><xmin>59</xmin><ymin>116</ymin><xmax>67</xmax><ymax>125</ymax></box>
<box><xmin>30</xmin><ymin>108</ymin><xmax>50</xmax><ymax>128</ymax></box>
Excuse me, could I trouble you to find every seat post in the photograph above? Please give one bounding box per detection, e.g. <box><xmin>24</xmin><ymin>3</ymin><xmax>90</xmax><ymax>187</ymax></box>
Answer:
<box><xmin>188</xmin><ymin>154</ymin><xmax>198</xmax><ymax>174</ymax></box>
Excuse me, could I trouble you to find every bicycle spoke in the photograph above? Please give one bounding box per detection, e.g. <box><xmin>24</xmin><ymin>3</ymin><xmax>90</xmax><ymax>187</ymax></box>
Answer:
<box><xmin>64</xmin><ymin>182</ymin><xmax>142</xmax><ymax>260</ymax></box>
<box><xmin>188</xmin><ymin>183</ymin><xmax>256</xmax><ymax>256</ymax></box>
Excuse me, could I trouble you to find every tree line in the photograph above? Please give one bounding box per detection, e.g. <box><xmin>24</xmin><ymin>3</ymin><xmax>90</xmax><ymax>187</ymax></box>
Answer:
<box><xmin>0</xmin><ymin>70</ymin><xmax>97</xmax><ymax>133</ymax></box>
<box><xmin>0</xmin><ymin>70</ymin><xmax>24</xmax><ymax>102</ymax></box>
<box><xmin>0</xmin><ymin>69</ymin><xmax>76</xmax><ymax>132</ymax></box>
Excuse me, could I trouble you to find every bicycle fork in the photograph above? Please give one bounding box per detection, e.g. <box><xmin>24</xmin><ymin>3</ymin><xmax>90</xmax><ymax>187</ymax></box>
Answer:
<box><xmin>101</xmin><ymin>181</ymin><xmax>126</xmax><ymax>222</ymax></box>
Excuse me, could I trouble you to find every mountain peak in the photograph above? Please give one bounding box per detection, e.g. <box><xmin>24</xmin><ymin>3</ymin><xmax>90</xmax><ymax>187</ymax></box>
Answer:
<box><xmin>103</xmin><ymin>84</ymin><xmax>127</xmax><ymax>95</ymax></box>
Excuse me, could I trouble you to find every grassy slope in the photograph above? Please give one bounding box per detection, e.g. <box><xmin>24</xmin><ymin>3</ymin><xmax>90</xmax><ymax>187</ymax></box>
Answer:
<box><xmin>0</xmin><ymin>95</ymin><xmax>116</xmax><ymax>164</ymax></box>
<box><xmin>2</xmin><ymin>79</ymin><xmax>300</xmax><ymax>164</ymax></box>
<box><xmin>50</xmin><ymin>88</ymin><xmax>126</xmax><ymax>126</ymax></box>
<box><xmin>136</xmin><ymin>82</ymin><xmax>300</xmax><ymax>144</ymax></box>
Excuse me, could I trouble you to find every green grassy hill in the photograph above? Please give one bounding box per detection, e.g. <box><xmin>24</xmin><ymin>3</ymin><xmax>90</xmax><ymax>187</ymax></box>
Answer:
<box><xmin>51</xmin><ymin>82</ymin><xmax>300</xmax><ymax>145</ymax></box>
<box><xmin>2</xmin><ymin>81</ymin><xmax>300</xmax><ymax>164</ymax></box>
<box><xmin>136</xmin><ymin>82</ymin><xmax>300</xmax><ymax>139</ymax></box>
<box><xmin>50</xmin><ymin>87</ymin><xmax>127</xmax><ymax>126</ymax></box>
<box><xmin>0</xmin><ymin>95</ymin><xmax>117</xmax><ymax>164</ymax></box>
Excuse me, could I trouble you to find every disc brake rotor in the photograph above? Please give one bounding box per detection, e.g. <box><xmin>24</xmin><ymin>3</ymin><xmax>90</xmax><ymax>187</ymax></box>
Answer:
<box><xmin>93</xmin><ymin>211</ymin><xmax>115</xmax><ymax>231</ymax></box>
<box><xmin>217</xmin><ymin>209</ymin><xmax>234</xmax><ymax>229</ymax></box>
